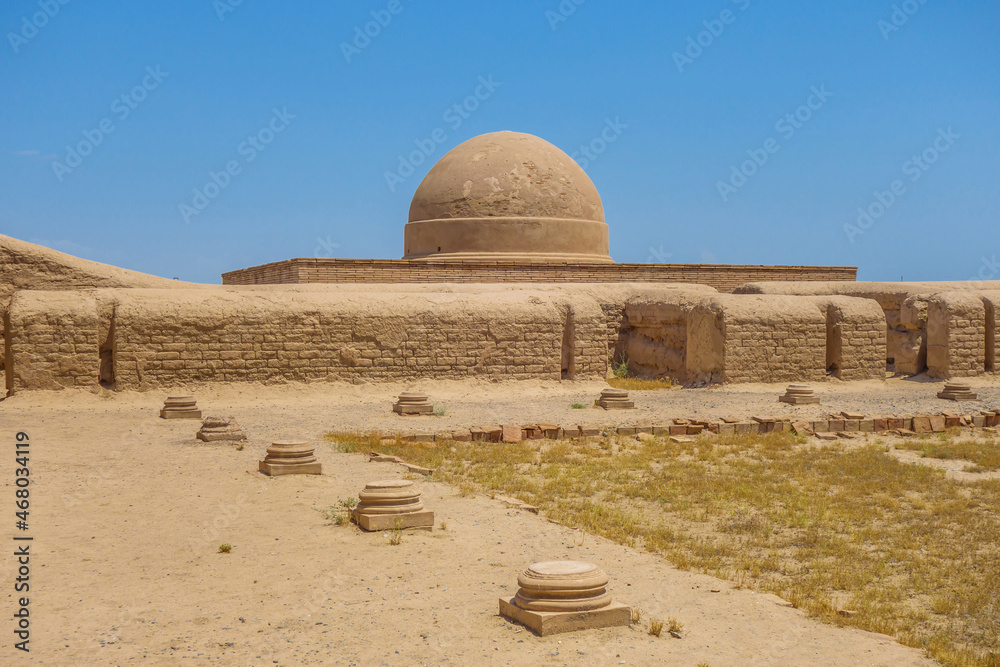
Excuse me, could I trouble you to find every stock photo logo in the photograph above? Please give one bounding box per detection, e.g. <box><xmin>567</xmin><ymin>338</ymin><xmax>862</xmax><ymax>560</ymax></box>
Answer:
<box><xmin>570</xmin><ymin>117</ymin><xmax>628</xmax><ymax>170</ymax></box>
<box><xmin>843</xmin><ymin>126</ymin><xmax>959</xmax><ymax>243</ymax></box>
<box><xmin>50</xmin><ymin>66</ymin><xmax>169</xmax><ymax>182</ymax></box>
<box><xmin>384</xmin><ymin>75</ymin><xmax>502</xmax><ymax>192</ymax></box>
<box><xmin>545</xmin><ymin>0</ymin><xmax>587</xmax><ymax>31</ymax></box>
<box><xmin>672</xmin><ymin>0</ymin><xmax>752</xmax><ymax>73</ymax></box>
<box><xmin>213</xmin><ymin>0</ymin><xmax>245</xmax><ymax>21</ymax></box>
<box><xmin>178</xmin><ymin>107</ymin><xmax>295</xmax><ymax>223</ymax></box>
<box><xmin>6</xmin><ymin>0</ymin><xmax>72</xmax><ymax>54</ymax></box>
<box><xmin>878</xmin><ymin>0</ymin><xmax>931</xmax><ymax>40</ymax></box>
<box><xmin>716</xmin><ymin>85</ymin><xmax>833</xmax><ymax>202</ymax></box>
<box><xmin>646</xmin><ymin>245</ymin><xmax>673</xmax><ymax>263</ymax></box>
<box><xmin>341</xmin><ymin>0</ymin><xmax>411</xmax><ymax>63</ymax></box>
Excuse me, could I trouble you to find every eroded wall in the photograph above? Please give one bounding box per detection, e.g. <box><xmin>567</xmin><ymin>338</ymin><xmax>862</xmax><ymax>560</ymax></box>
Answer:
<box><xmin>8</xmin><ymin>291</ymin><xmax>99</xmax><ymax>390</ymax></box>
<box><xmin>926</xmin><ymin>291</ymin><xmax>987</xmax><ymax>378</ymax></box>
<box><xmin>737</xmin><ymin>281</ymin><xmax>1000</xmax><ymax>377</ymax></box>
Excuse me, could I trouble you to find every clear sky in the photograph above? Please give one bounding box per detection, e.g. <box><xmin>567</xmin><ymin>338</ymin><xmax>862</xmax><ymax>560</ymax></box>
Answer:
<box><xmin>2</xmin><ymin>0</ymin><xmax>998</xmax><ymax>283</ymax></box>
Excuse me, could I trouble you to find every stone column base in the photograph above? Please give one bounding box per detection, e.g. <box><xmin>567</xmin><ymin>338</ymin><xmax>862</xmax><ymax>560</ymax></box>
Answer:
<box><xmin>499</xmin><ymin>598</ymin><xmax>631</xmax><ymax>636</ymax></box>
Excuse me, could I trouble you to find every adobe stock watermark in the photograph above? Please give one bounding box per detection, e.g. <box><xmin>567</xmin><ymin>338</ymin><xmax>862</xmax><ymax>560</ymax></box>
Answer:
<box><xmin>51</xmin><ymin>66</ymin><xmax>169</xmax><ymax>182</ymax></box>
<box><xmin>341</xmin><ymin>0</ymin><xmax>412</xmax><ymax>63</ymax></box>
<box><xmin>313</xmin><ymin>235</ymin><xmax>340</xmax><ymax>258</ymax></box>
<box><xmin>7</xmin><ymin>0</ymin><xmax>72</xmax><ymax>54</ymax></box>
<box><xmin>716</xmin><ymin>84</ymin><xmax>833</xmax><ymax>202</ymax></box>
<box><xmin>673</xmin><ymin>0</ymin><xmax>752</xmax><ymax>73</ymax></box>
<box><xmin>213</xmin><ymin>0</ymin><xmax>245</xmax><ymax>21</ymax></box>
<box><xmin>383</xmin><ymin>75</ymin><xmax>501</xmax><ymax>192</ymax></box>
<box><xmin>178</xmin><ymin>107</ymin><xmax>295</xmax><ymax>224</ymax></box>
<box><xmin>570</xmin><ymin>117</ymin><xmax>628</xmax><ymax>170</ymax></box>
<box><xmin>878</xmin><ymin>0</ymin><xmax>930</xmax><ymax>40</ymax></box>
<box><xmin>843</xmin><ymin>126</ymin><xmax>959</xmax><ymax>243</ymax></box>
<box><xmin>545</xmin><ymin>0</ymin><xmax>587</xmax><ymax>31</ymax></box>
<box><xmin>646</xmin><ymin>245</ymin><xmax>673</xmax><ymax>263</ymax></box>
<box><xmin>969</xmin><ymin>253</ymin><xmax>999</xmax><ymax>285</ymax></box>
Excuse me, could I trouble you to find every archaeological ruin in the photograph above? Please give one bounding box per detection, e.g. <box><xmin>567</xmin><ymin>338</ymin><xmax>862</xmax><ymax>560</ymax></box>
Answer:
<box><xmin>2</xmin><ymin>130</ymin><xmax>998</xmax><ymax>395</ymax></box>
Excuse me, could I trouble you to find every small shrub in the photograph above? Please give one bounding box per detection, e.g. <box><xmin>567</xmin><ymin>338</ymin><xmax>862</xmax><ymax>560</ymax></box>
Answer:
<box><xmin>433</xmin><ymin>405</ymin><xmax>446</xmax><ymax>416</ymax></box>
<box><xmin>388</xmin><ymin>518</ymin><xmax>404</xmax><ymax>546</ymax></box>
<box><xmin>612</xmin><ymin>351</ymin><xmax>630</xmax><ymax>379</ymax></box>
<box><xmin>218</xmin><ymin>544</ymin><xmax>232</xmax><ymax>554</ymax></box>
<box><xmin>630</xmin><ymin>608</ymin><xmax>642</xmax><ymax>624</ymax></box>
<box><xmin>570</xmin><ymin>403</ymin><xmax>587</xmax><ymax>409</ymax></box>
<box><xmin>648</xmin><ymin>618</ymin><xmax>663</xmax><ymax>636</ymax></box>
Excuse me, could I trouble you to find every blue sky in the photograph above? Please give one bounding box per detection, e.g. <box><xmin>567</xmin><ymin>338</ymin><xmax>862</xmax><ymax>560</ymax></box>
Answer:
<box><xmin>2</xmin><ymin>0</ymin><xmax>997</xmax><ymax>283</ymax></box>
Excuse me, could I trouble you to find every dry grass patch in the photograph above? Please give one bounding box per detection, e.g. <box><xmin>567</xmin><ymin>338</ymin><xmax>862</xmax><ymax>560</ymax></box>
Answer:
<box><xmin>607</xmin><ymin>377</ymin><xmax>677</xmax><ymax>391</ymax></box>
<box><xmin>325</xmin><ymin>430</ymin><xmax>1000</xmax><ymax>666</ymax></box>
<box><xmin>896</xmin><ymin>430</ymin><xmax>1000</xmax><ymax>472</ymax></box>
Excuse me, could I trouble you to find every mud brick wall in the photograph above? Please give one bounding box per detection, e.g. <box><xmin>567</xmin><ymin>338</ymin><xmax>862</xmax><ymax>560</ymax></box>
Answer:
<box><xmin>984</xmin><ymin>292</ymin><xmax>999</xmax><ymax>373</ymax></box>
<box><xmin>927</xmin><ymin>292</ymin><xmax>987</xmax><ymax>378</ymax></box>
<box><xmin>621</xmin><ymin>302</ymin><xmax>688</xmax><ymax>381</ymax></box>
<box><xmin>1</xmin><ymin>297</ymin><xmax>10</xmax><ymax>393</ymax></box>
<box><xmin>705</xmin><ymin>295</ymin><xmax>827</xmax><ymax>384</ymax></box>
<box><xmin>809</xmin><ymin>297</ymin><xmax>887</xmax><ymax>381</ymax></box>
<box><xmin>222</xmin><ymin>259</ymin><xmax>857</xmax><ymax>294</ymax></box>
<box><xmin>8</xmin><ymin>291</ymin><xmax>99</xmax><ymax>390</ymax></box>
<box><xmin>560</xmin><ymin>299</ymin><xmax>609</xmax><ymax>380</ymax></box>
<box><xmin>106</xmin><ymin>290</ymin><xmax>608</xmax><ymax>390</ymax></box>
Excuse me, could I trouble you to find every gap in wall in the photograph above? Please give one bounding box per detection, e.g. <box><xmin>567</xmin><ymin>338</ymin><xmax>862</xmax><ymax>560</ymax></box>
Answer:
<box><xmin>2</xmin><ymin>311</ymin><xmax>11</xmax><ymax>396</ymax></box>
<box><xmin>986</xmin><ymin>300</ymin><xmax>995</xmax><ymax>372</ymax></box>
<box><xmin>99</xmin><ymin>316</ymin><xmax>115</xmax><ymax>389</ymax></box>
<box><xmin>561</xmin><ymin>309</ymin><xmax>575</xmax><ymax>380</ymax></box>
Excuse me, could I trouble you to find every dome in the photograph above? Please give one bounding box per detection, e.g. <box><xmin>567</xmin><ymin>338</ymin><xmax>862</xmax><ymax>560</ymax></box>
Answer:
<box><xmin>404</xmin><ymin>131</ymin><xmax>611</xmax><ymax>263</ymax></box>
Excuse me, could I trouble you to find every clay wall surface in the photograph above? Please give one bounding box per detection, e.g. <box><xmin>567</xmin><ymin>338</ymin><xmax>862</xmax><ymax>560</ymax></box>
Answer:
<box><xmin>926</xmin><ymin>291</ymin><xmax>987</xmax><ymax>379</ymax></box>
<box><xmin>712</xmin><ymin>295</ymin><xmax>827</xmax><ymax>384</ymax></box>
<box><xmin>738</xmin><ymin>281</ymin><xmax>1000</xmax><ymax>375</ymax></box>
<box><xmin>804</xmin><ymin>296</ymin><xmax>887</xmax><ymax>381</ymax></box>
<box><xmin>222</xmin><ymin>258</ymin><xmax>857</xmax><ymax>294</ymax></box>
<box><xmin>97</xmin><ymin>288</ymin><xmax>610</xmax><ymax>390</ymax></box>
<box><xmin>983</xmin><ymin>292</ymin><xmax>999</xmax><ymax>374</ymax></box>
<box><xmin>7</xmin><ymin>291</ymin><xmax>99</xmax><ymax>390</ymax></box>
<box><xmin>620</xmin><ymin>293</ymin><xmax>831</xmax><ymax>385</ymax></box>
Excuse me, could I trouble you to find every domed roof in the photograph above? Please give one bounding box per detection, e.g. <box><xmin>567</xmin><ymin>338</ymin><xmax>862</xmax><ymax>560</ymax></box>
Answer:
<box><xmin>408</xmin><ymin>131</ymin><xmax>605</xmax><ymax>224</ymax></box>
<box><xmin>404</xmin><ymin>131</ymin><xmax>610</xmax><ymax>263</ymax></box>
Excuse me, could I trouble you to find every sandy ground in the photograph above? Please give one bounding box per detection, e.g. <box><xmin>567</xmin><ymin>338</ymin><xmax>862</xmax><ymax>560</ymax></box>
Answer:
<box><xmin>4</xmin><ymin>376</ymin><xmax>992</xmax><ymax>665</ymax></box>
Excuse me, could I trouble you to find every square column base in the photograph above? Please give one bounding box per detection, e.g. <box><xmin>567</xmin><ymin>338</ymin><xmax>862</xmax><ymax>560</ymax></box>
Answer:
<box><xmin>393</xmin><ymin>405</ymin><xmax>434</xmax><ymax>415</ymax></box>
<box><xmin>352</xmin><ymin>510</ymin><xmax>434</xmax><ymax>531</ymax></box>
<box><xmin>596</xmin><ymin>400</ymin><xmax>634</xmax><ymax>409</ymax></box>
<box><xmin>258</xmin><ymin>461</ymin><xmax>322</xmax><ymax>476</ymax></box>
<box><xmin>937</xmin><ymin>392</ymin><xmax>978</xmax><ymax>401</ymax></box>
<box><xmin>779</xmin><ymin>396</ymin><xmax>820</xmax><ymax>405</ymax></box>
<box><xmin>160</xmin><ymin>409</ymin><xmax>202</xmax><ymax>419</ymax></box>
<box><xmin>499</xmin><ymin>598</ymin><xmax>631</xmax><ymax>636</ymax></box>
<box><xmin>197</xmin><ymin>431</ymin><xmax>247</xmax><ymax>442</ymax></box>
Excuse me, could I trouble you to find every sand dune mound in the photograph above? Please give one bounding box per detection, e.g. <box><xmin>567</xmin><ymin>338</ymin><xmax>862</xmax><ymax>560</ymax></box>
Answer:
<box><xmin>0</xmin><ymin>234</ymin><xmax>200</xmax><ymax>298</ymax></box>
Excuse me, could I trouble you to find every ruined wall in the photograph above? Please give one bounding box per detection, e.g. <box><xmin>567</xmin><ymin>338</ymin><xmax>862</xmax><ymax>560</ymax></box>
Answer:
<box><xmin>808</xmin><ymin>297</ymin><xmax>887</xmax><ymax>381</ymax></box>
<box><xmin>622</xmin><ymin>302</ymin><xmax>688</xmax><ymax>379</ymax></box>
<box><xmin>926</xmin><ymin>291</ymin><xmax>987</xmax><ymax>379</ymax></box>
<box><xmin>714</xmin><ymin>295</ymin><xmax>827</xmax><ymax>384</ymax></box>
<box><xmin>223</xmin><ymin>258</ymin><xmax>857</xmax><ymax>294</ymax></box>
<box><xmin>627</xmin><ymin>294</ymin><xmax>829</xmax><ymax>385</ymax></box>
<box><xmin>737</xmin><ymin>281</ymin><xmax>1000</xmax><ymax>375</ymax></box>
<box><xmin>7</xmin><ymin>291</ymin><xmax>99</xmax><ymax>390</ymax></box>
<box><xmin>100</xmin><ymin>289</ymin><xmax>610</xmax><ymax>390</ymax></box>
<box><xmin>1</xmin><ymin>297</ymin><xmax>10</xmax><ymax>394</ymax></box>
<box><xmin>0</xmin><ymin>234</ymin><xmax>198</xmax><ymax>300</ymax></box>
<box><xmin>984</xmin><ymin>292</ymin><xmax>999</xmax><ymax>374</ymax></box>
